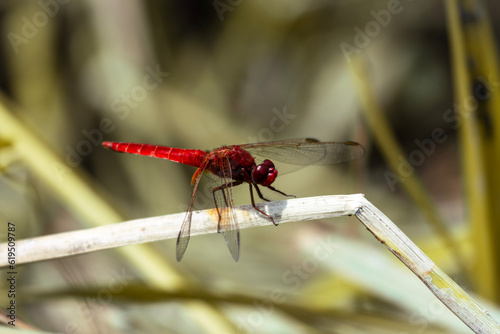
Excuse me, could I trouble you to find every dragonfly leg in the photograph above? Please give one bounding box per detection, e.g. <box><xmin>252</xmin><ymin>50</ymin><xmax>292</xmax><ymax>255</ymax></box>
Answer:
<box><xmin>266</xmin><ymin>185</ymin><xmax>296</xmax><ymax>198</ymax></box>
<box><xmin>250</xmin><ymin>184</ymin><xmax>277</xmax><ymax>225</ymax></box>
<box><xmin>212</xmin><ymin>181</ymin><xmax>243</xmax><ymax>232</ymax></box>
<box><xmin>253</xmin><ymin>183</ymin><xmax>271</xmax><ymax>201</ymax></box>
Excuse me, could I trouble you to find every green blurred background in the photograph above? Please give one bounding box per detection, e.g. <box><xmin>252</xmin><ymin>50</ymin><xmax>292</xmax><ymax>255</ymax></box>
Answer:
<box><xmin>0</xmin><ymin>0</ymin><xmax>499</xmax><ymax>333</ymax></box>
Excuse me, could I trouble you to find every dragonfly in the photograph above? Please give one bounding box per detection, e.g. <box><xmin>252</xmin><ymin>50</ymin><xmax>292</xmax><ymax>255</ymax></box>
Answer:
<box><xmin>102</xmin><ymin>138</ymin><xmax>364</xmax><ymax>261</ymax></box>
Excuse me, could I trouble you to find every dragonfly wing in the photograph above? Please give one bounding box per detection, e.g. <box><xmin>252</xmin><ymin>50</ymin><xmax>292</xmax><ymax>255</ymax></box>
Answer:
<box><xmin>176</xmin><ymin>163</ymin><xmax>208</xmax><ymax>261</ymax></box>
<box><xmin>176</xmin><ymin>211</ymin><xmax>192</xmax><ymax>262</ymax></box>
<box><xmin>241</xmin><ymin>139</ymin><xmax>365</xmax><ymax>175</ymax></box>
<box><xmin>209</xmin><ymin>155</ymin><xmax>240</xmax><ymax>261</ymax></box>
<box><xmin>220</xmin><ymin>204</ymin><xmax>240</xmax><ymax>261</ymax></box>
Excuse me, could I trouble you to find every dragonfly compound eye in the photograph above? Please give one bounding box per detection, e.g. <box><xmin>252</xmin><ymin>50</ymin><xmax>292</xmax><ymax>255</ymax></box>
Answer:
<box><xmin>253</xmin><ymin>159</ymin><xmax>278</xmax><ymax>186</ymax></box>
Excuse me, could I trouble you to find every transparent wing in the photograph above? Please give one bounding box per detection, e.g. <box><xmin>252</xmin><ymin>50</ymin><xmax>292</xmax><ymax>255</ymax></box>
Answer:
<box><xmin>176</xmin><ymin>212</ymin><xmax>192</xmax><ymax>262</ymax></box>
<box><xmin>176</xmin><ymin>163</ymin><xmax>207</xmax><ymax>261</ymax></box>
<box><xmin>206</xmin><ymin>155</ymin><xmax>240</xmax><ymax>261</ymax></box>
<box><xmin>240</xmin><ymin>138</ymin><xmax>365</xmax><ymax>175</ymax></box>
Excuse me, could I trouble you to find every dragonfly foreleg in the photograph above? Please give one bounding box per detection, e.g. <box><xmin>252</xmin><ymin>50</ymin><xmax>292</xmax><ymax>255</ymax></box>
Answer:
<box><xmin>250</xmin><ymin>184</ymin><xmax>277</xmax><ymax>225</ymax></box>
<box><xmin>266</xmin><ymin>185</ymin><xmax>296</xmax><ymax>198</ymax></box>
<box><xmin>253</xmin><ymin>183</ymin><xmax>271</xmax><ymax>201</ymax></box>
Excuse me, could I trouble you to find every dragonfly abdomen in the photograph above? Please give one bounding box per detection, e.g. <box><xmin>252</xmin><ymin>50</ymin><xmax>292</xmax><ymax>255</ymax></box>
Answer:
<box><xmin>102</xmin><ymin>142</ymin><xmax>206</xmax><ymax>167</ymax></box>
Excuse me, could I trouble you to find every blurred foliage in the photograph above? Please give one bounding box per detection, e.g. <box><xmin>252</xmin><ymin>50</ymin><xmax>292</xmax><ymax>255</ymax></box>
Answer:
<box><xmin>0</xmin><ymin>0</ymin><xmax>499</xmax><ymax>333</ymax></box>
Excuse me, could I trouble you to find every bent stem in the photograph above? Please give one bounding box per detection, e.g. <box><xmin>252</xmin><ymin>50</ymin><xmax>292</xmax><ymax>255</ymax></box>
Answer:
<box><xmin>0</xmin><ymin>194</ymin><xmax>498</xmax><ymax>333</ymax></box>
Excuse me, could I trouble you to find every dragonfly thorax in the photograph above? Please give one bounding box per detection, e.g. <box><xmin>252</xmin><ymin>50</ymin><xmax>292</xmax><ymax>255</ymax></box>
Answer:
<box><xmin>251</xmin><ymin>159</ymin><xmax>278</xmax><ymax>186</ymax></box>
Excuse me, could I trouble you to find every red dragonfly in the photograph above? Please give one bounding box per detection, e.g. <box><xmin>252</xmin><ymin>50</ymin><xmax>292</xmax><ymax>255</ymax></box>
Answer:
<box><xmin>102</xmin><ymin>138</ymin><xmax>364</xmax><ymax>261</ymax></box>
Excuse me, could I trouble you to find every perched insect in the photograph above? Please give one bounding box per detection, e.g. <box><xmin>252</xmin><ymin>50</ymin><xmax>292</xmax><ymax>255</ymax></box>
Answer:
<box><xmin>102</xmin><ymin>138</ymin><xmax>364</xmax><ymax>261</ymax></box>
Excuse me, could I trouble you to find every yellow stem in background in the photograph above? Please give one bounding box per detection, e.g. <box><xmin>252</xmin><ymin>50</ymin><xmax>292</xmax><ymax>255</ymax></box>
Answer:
<box><xmin>461</xmin><ymin>0</ymin><xmax>500</xmax><ymax>301</ymax></box>
<box><xmin>444</xmin><ymin>0</ymin><xmax>497</xmax><ymax>300</ymax></box>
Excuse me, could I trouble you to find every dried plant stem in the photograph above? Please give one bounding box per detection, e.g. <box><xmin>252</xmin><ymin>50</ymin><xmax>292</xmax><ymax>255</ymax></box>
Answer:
<box><xmin>1</xmin><ymin>194</ymin><xmax>498</xmax><ymax>333</ymax></box>
<box><xmin>0</xmin><ymin>195</ymin><xmax>361</xmax><ymax>265</ymax></box>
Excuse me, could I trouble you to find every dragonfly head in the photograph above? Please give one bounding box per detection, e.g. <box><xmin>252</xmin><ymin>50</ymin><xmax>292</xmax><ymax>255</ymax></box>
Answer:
<box><xmin>252</xmin><ymin>159</ymin><xmax>278</xmax><ymax>186</ymax></box>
